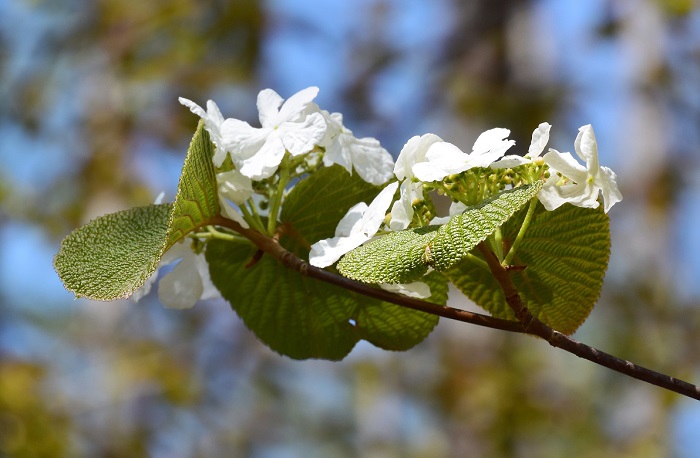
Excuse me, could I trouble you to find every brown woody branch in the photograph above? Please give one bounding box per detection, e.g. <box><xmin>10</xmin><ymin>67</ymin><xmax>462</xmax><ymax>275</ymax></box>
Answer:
<box><xmin>214</xmin><ymin>216</ymin><xmax>700</xmax><ymax>401</ymax></box>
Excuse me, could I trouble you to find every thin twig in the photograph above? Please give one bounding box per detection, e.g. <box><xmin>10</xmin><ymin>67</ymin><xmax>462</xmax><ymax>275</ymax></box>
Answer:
<box><xmin>213</xmin><ymin>215</ymin><xmax>700</xmax><ymax>401</ymax></box>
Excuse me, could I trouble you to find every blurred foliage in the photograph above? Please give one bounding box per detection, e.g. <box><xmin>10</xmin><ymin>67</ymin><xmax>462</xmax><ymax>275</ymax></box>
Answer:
<box><xmin>2</xmin><ymin>0</ymin><xmax>700</xmax><ymax>456</ymax></box>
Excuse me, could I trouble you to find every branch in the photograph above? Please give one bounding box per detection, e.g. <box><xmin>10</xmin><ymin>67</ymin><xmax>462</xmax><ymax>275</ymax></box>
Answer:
<box><xmin>476</xmin><ymin>243</ymin><xmax>700</xmax><ymax>401</ymax></box>
<box><xmin>214</xmin><ymin>216</ymin><xmax>700</xmax><ymax>401</ymax></box>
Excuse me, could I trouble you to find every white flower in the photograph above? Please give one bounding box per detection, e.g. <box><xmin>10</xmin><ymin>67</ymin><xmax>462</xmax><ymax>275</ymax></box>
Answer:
<box><xmin>221</xmin><ymin>87</ymin><xmax>327</xmax><ymax>180</ymax></box>
<box><xmin>309</xmin><ymin>182</ymin><xmax>399</xmax><ymax>268</ymax></box>
<box><xmin>429</xmin><ymin>201</ymin><xmax>468</xmax><ymax>225</ymax></box>
<box><xmin>320</xmin><ymin>112</ymin><xmax>394</xmax><ymax>185</ymax></box>
<box><xmin>539</xmin><ymin>124</ymin><xmax>622</xmax><ymax>213</ymax></box>
<box><xmin>413</xmin><ymin>128</ymin><xmax>514</xmax><ymax>182</ymax></box>
<box><xmin>491</xmin><ymin>122</ymin><xmax>551</xmax><ymax>169</ymax></box>
<box><xmin>379</xmin><ymin>281</ymin><xmax>431</xmax><ymax>299</ymax></box>
<box><xmin>179</xmin><ymin>98</ymin><xmax>229</xmax><ymax>167</ymax></box>
<box><xmin>217</xmin><ymin>169</ymin><xmax>253</xmax><ymax>205</ymax></box>
<box><xmin>133</xmin><ymin>241</ymin><xmax>220</xmax><ymax>309</ymax></box>
<box><xmin>394</xmin><ymin>134</ymin><xmax>444</xmax><ymax>181</ymax></box>
<box><xmin>389</xmin><ymin>180</ymin><xmax>423</xmax><ymax>231</ymax></box>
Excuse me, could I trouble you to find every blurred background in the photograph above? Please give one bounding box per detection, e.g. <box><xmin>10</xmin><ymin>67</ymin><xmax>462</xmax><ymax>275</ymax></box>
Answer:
<box><xmin>1</xmin><ymin>0</ymin><xmax>700</xmax><ymax>456</ymax></box>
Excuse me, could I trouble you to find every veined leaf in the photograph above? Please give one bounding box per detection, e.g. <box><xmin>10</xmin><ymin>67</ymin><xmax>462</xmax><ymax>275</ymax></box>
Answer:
<box><xmin>209</xmin><ymin>167</ymin><xmax>446</xmax><ymax>360</ymax></box>
<box><xmin>53</xmin><ymin>204</ymin><xmax>173</xmax><ymax>301</ymax></box>
<box><xmin>206</xmin><ymin>238</ymin><xmax>447</xmax><ymax>359</ymax></box>
<box><xmin>54</xmin><ymin>120</ymin><xmax>219</xmax><ymax>300</ymax></box>
<box><xmin>337</xmin><ymin>225</ymin><xmax>440</xmax><ymax>284</ymax></box>
<box><xmin>337</xmin><ymin>183</ymin><xmax>542</xmax><ymax>285</ymax></box>
<box><xmin>446</xmin><ymin>202</ymin><xmax>610</xmax><ymax>334</ymax></box>
<box><xmin>429</xmin><ymin>182</ymin><xmax>543</xmax><ymax>271</ymax></box>
<box><xmin>355</xmin><ymin>271</ymin><xmax>447</xmax><ymax>351</ymax></box>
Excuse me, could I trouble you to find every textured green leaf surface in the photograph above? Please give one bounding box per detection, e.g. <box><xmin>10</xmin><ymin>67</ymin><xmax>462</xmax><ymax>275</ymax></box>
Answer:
<box><xmin>206</xmin><ymin>238</ymin><xmax>358</xmax><ymax>360</ymax></box>
<box><xmin>337</xmin><ymin>226</ymin><xmax>440</xmax><ymax>284</ymax></box>
<box><xmin>53</xmin><ymin>204</ymin><xmax>173</xmax><ymax>300</ymax></box>
<box><xmin>429</xmin><ymin>182</ymin><xmax>543</xmax><ymax>271</ymax></box>
<box><xmin>446</xmin><ymin>202</ymin><xmax>610</xmax><ymax>334</ymax></box>
<box><xmin>280</xmin><ymin>164</ymin><xmax>382</xmax><ymax>257</ymax></box>
<box><xmin>207</xmin><ymin>237</ymin><xmax>446</xmax><ymax>359</ymax></box>
<box><xmin>166</xmin><ymin>120</ymin><xmax>220</xmax><ymax>247</ymax></box>
<box><xmin>54</xmin><ymin>121</ymin><xmax>219</xmax><ymax>300</ymax></box>
<box><xmin>356</xmin><ymin>271</ymin><xmax>447</xmax><ymax>351</ymax></box>
<box><xmin>337</xmin><ymin>183</ymin><xmax>542</xmax><ymax>285</ymax></box>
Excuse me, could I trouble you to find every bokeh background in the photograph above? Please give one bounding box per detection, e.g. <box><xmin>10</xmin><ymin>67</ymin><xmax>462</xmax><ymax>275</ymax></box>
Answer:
<box><xmin>2</xmin><ymin>0</ymin><xmax>700</xmax><ymax>456</ymax></box>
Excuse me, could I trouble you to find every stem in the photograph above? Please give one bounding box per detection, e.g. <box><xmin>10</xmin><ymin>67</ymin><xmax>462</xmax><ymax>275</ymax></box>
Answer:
<box><xmin>240</xmin><ymin>202</ymin><xmax>266</xmax><ymax>234</ymax></box>
<box><xmin>475</xmin><ymin>242</ymin><xmax>700</xmax><ymax>401</ymax></box>
<box><xmin>463</xmin><ymin>252</ymin><xmax>490</xmax><ymax>272</ymax></box>
<box><xmin>267</xmin><ymin>156</ymin><xmax>291</xmax><ymax>235</ymax></box>
<box><xmin>210</xmin><ymin>215</ymin><xmax>700</xmax><ymax>401</ymax></box>
<box><xmin>493</xmin><ymin>227</ymin><xmax>504</xmax><ymax>261</ymax></box>
<box><xmin>246</xmin><ymin>198</ymin><xmax>265</xmax><ymax>231</ymax></box>
<box><xmin>503</xmin><ymin>197</ymin><xmax>538</xmax><ymax>266</ymax></box>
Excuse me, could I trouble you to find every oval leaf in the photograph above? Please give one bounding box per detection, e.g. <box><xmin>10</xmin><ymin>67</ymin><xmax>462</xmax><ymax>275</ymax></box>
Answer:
<box><xmin>429</xmin><ymin>182</ymin><xmax>543</xmax><ymax>271</ymax></box>
<box><xmin>54</xmin><ymin>120</ymin><xmax>220</xmax><ymax>300</ymax></box>
<box><xmin>337</xmin><ymin>225</ymin><xmax>440</xmax><ymax>284</ymax></box>
<box><xmin>446</xmin><ymin>202</ymin><xmax>610</xmax><ymax>334</ymax></box>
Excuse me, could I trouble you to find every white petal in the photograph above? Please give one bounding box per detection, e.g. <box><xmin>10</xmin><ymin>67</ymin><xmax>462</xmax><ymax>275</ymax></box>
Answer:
<box><xmin>335</xmin><ymin>203</ymin><xmax>368</xmax><ymax>237</ymax></box>
<box><xmin>221</xmin><ymin>119</ymin><xmax>270</xmax><ymax>161</ymax></box>
<box><xmin>345</xmin><ymin>136</ymin><xmax>394</xmax><ymax>185</ymax></box>
<box><xmin>379</xmin><ymin>282</ymin><xmax>431</xmax><ymax>299</ymax></box>
<box><xmin>279</xmin><ymin>112</ymin><xmax>327</xmax><ymax>156</ymax></box>
<box><xmin>309</xmin><ymin>233</ymin><xmax>368</xmax><ymax>268</ymax></box>
<box><xmin>490</xmin><ymin>154</ymin><xmax>529</xmax><ymax>169</ymax></box>
<box><xmin>543</xmin><ymin>149</ymin><xmax>588</xmax><ymax>183</ymax></box>
<box><xmin>470</xmin><ymin>139</ymin><xmax>514</xmax><ymax>167</ymax></box>
<box><xmin>217</xmin><ymin>169</ymin><xmax>253</xmax><ymax>205</ymax></box>
<box><xmin>158</xmin><ymin>256</ymin><xmax>203</xmax><ymax>309</ymax></box>
<box><xmin>257</xmin><ymin>89</ymin><xmax>284</xmax><ymax>128</ymax></box>
<box><xmin>389</xmin><ymin>181</ymin><xmax>422</xmax><ymax>231</ymax></box>
<box><xmin>276</xmin><ymin>86</ymin><xmax>320</xmax><ymax>124</ymax></box>
<box><xmin>537</xmin><ymin>185</ymin><xmax>569</xmax><ymax>211</ymax></box>
<box><xmin>309</xmin><ymin>182</ymin><xmax>398</xmax><ymax>268</ymax></box>
<box><xmin>597</xmin><ymin>166</ymin><xmax>623</xmax><ymax>213</ymax></box>
<box><xmin>472</xmin><ymin>128</ymin><xmax>511</xmax><ymax>155</ymax></box>
<box><xmin>178</xmin><ymin>97</ymin><xmax>207</xmax><ymax>118</ymax></box>
<box><xmin>394</xmin><ymin>133</ymin><xmax>443</xmax><ymax>181</ymax></box>
<box><xmin>449</xmin><ymin>201</ymin><xmax>468</xmax><ymax>216</ymax></box>
<box><xmin>359</xmin><ymin>181</ymin><xmax>398</xmax><ymax>235</ymax></box>
<box><xmin>429</xmin><ymin>216</ymin><xmax>450</xmax><ymax>225</ymax></box>
<box><xmin>237</xmin><ymin>134</ymin><xmax>286</xmax><ymax>179</ymax></box>
<box><xmin>413</xmin><ymin>142</ymin><xmax>470</xmax><ymax>182</ymax></box>
<box><xmin>528</xmin><ymin>122</ymin><xmax>551</xmax><ymax>158</ymax></box>
<box><xmin>192</xmin><ymin>252</ymin><xmax>220</xmax><ymax>300</ymax></box>
<box><xmin>574</xmin><ymin>124</ymin><xmax>599</xmax><ymax>171</ymax></box>
<box><xmin>220</xmin><ymin>201</ymin><xmax>249</xmax><ymax>228</ymax></box>
<box><xmin>131</xmin><ymin>270</ymin><xmax>159</xmax><ymax>302</ymax></box>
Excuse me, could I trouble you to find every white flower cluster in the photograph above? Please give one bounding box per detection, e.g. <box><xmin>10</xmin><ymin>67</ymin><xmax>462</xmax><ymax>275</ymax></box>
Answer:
<box><xmin>309</xmin><ymin>122</ymin><xmax>622</xmax><ymax>289</ymax></box>
<box><xmin>134</xmin><ymin>87</ymin><xmax>395</xmax><ymax>308</ymax></box>
<box><xmin>135</xmin><ymin>86</ymin><xmax>622</xmax><ymax>308</ymax></box>
<box><xmin>179</xmin><ymin>86</ymin><xmax>394</xmax><ymax>224</ymax></box>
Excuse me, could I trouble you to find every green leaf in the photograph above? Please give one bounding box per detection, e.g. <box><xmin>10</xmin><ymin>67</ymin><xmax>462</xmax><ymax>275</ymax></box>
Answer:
<box><xmin>53</xmin><ymin>204</ymin><xmax>173</xmax><ymax>300</ymax></box>
<box><xmin>280</xmin><ymin>164</ymin><xmax>382</xmax><ymax>257</ymax></box>
<box><xmin>446</xmin><ymin>202</ymin><xmax>610</xmax><ymax>335</ymax></box>
<box><xmin>337</xmin><ymin>225</ymin><xmax>440</xmax><ymax>284</ymax></box>
<box><xmin>337</xmin><ymin>183</ymin><xmax>542</xmax><ymax>285</ymax></box>
<box><xmin>207</xmin><ymin>240</ymin><xmax>447</xmax><ymax>359</ymax></box>
<box><xmin>429</xmin><ymin>182</ymin><xmax>543</xmax><ymax>271</ymax></box>
<box><xmin>54</xmin><ymin>120</ymin><xmax>220</xmax><ymax>300</ymax></box>
<box><xmin>356</xmin><ymin>271</ymin><xmax>447</xmax><ymax>351</ymax></box>
<box><xmin>166</xmin><ymin>120</ymin><xmax>220</xmax><ymax>247</ymax></box>
<box><xmin>207</xmin><ymin>237</ymin><xmax>360</xmax><ymax>360</ymax></box>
